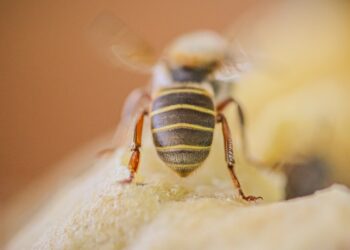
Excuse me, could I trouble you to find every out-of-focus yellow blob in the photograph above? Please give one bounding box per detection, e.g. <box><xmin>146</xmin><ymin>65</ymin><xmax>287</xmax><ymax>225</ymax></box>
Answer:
<box><xmin>235</xmin><ymin>0</ymin><xmax>350</xmax><ymax>185</ymax></box>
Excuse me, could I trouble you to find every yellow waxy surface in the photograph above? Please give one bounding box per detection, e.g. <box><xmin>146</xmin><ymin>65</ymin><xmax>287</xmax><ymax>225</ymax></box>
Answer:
<box><xmin>6</xmin><ymin>151</ymin><xmax>350</xmax><ymax>250</ymax></box>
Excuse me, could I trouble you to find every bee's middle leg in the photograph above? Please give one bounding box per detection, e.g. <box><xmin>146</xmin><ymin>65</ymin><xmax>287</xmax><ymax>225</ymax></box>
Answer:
<box><xmin>97</xmin><ymin>88</ymin><xmax>151</xmax><ymax>158</ymax></box>
<box><xmin>216</xmin><ymin>97</ymin><xmax>271</xmax><ymax>168</ymax></box>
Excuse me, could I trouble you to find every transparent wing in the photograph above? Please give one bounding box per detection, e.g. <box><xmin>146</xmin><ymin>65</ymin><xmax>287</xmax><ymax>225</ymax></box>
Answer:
<box><xmin>87</xmin><ymin>12</ymin><xmax>158</xmax><ymax>73</ymax></box>
<box><xmin>215</xmin><ymin>10</ymin><xmax>266</xmax><ymax>82</ymax></box>
<box><xmin>214</xmin><ymin>34</ymin><xmax>255</xmax><ymax>82</ymax></box>
<box><xmin>213</xmin><ymin>39</ymin><xmax>254</xmax><ymax>82</ymax></box>
<box><xmin>220</xmin><ymin>5</ymin><xmax>290</xmax><ymax>81</ymax></box>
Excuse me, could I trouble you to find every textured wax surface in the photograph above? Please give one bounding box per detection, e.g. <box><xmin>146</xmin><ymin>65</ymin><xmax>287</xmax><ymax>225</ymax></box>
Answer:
<box><xmin>6</xmin><ymin>149</ymin><xmax>350</xmax><ymax>250</ymax></box>
<box><xmin>128</xmin><ymin>186</ymin><xmax>350</xmax><ymax>250</ymax></box>
<box><xmin>7</xmin><ymin>148</ymin><xmax>285</xmax><ymax>250</ymax></box>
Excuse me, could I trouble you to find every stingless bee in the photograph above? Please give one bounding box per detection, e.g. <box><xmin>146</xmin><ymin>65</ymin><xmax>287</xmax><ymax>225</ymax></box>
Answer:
<box><xmin>89</xmin><ymin>13</ymin><xmax>262</xmax><ymax>201</ymax></box>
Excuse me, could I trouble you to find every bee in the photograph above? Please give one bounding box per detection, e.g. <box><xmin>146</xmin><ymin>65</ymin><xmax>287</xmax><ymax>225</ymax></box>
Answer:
<box><xmin>88</xmin><ymin>13</ymin><xmax>262</xmax><ymax>201</ymax></box>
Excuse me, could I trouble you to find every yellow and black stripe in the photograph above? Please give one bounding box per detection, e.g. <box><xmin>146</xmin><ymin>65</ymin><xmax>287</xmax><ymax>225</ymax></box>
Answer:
<box><xmin>151</xmin><ymin>84</ymin><xmax>215</xmax><ymax>177</ymax></box>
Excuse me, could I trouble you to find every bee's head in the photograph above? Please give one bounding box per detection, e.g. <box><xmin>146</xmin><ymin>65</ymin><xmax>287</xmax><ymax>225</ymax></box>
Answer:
<box><xmin>166</xmin><ymin>31</ymin><xmax>228</xmax><ymax>83</ymax></box>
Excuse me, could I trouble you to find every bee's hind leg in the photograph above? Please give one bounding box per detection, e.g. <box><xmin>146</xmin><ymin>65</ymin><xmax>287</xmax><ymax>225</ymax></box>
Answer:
<box><xmin>216</xmin><ymin>112</ymin><xmax>262</xmax><ymax>202</ymax></box>
<box><xmin>120</xmin><ymin>109</ymin><xmax>148</xmax><ymax>184</ymax></box>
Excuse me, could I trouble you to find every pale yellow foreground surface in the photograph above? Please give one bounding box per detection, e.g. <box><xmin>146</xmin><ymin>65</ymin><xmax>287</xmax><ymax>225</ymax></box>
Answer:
<box><xmin>6</xmin><ymin>148</ymin><xmax>350</xmax><ymax>250</ymax></box>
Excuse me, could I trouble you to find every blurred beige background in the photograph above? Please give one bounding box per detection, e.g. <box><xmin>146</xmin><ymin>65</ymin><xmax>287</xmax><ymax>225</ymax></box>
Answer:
<box><xmin>0</xmin><ymin>0</ymin><xmax>259</xmax><ymax>211</ymax></box>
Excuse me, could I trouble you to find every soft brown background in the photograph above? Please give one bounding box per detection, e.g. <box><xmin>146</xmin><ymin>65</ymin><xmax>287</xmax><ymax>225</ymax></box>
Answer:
<box><xmin>0</xmin><ymin>0</ymin><xmax>261</xmax><ymax>214</ymax></box>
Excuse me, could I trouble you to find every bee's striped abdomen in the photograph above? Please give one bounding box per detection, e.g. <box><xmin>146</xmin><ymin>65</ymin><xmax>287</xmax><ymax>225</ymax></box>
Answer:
<box><xmin>151</xmin><ymin>85</ymin><xmax>215</xmax><ymax>177</ymax></box>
